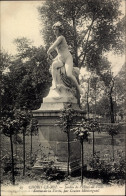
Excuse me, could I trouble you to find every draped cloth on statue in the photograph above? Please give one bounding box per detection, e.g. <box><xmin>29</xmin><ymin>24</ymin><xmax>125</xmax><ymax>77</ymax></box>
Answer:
<box><xmin>43</xmin><ymin>65</ymin><xmax>80</xmax><ymax>104</ymax></box>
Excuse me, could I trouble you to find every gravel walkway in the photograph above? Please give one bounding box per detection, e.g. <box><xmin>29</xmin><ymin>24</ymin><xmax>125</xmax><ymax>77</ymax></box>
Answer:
<box><xmin>1</xmin><ymin>177</ymin><xmax>125</xmax><ymax>196</ymax></box>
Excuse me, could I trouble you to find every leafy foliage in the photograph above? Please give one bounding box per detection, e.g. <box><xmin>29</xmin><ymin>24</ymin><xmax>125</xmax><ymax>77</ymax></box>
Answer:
<box><xmin>89</xmin><ymin>119</ymin><xmax>100</xmax><ymax>133</ymax></box>
<box><xmin>89</xmin><ymin>150</ymin><xmax>125</xmax><ymax>183</ymax></box>
<box><xmin>0</xmin><ymin>51</ymin><xmax>12</xmax><ymax>74</ymax></box>
<box><xmin>58</xmin><ymin>103</ymin><xmax>76</xmax><ymax>133</ymax></box>
<box><xmin>114</xmin><ymin>63</ymin><xmax>126</xmax><ymax>118</ymax></box>
<box><xmin>106</xmin><ymin>123</ymin><xmax>120</xmax><ymax>137</ymax></box>
<box><xmin>1</xmin><ymin>109</ymin><xmax>20</xmax><ymax>137</ymax></box>
<box><xmin>15</xmin><ymin>108</ymin><xmax>32</xmax><ymax>131</ymax></box>
<box><xmin>71</xmin><ymin>118</ymin><xmax>90</xmax><ymax>142</ymax></box>
<box><xmin>1</xmin><ymin>40</ymin><xmax>51</xmax><ymax>113</ymax></box>
<box><xmin>38</xmin><ymin>0</ymin><xmax>124</xmax><ymax>73</ymax></box>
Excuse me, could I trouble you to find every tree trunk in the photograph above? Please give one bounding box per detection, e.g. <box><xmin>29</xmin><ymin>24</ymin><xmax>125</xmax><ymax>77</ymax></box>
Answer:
<box><xmin>110</xmin><ymin>95</ymin><xmax>115</xmax><ymax>123</ymax></box>
<box><xmin>10</xmin><ymin>134</ymin><xmax>15</xmax><ymax>185</ymax></box>
<box><xmin>114</xmin><ymin>91</ymin><xmax>117</xmax><ymax>122</ymax></box>
<box><xmin>94</xmin><ymin>88</ymin><xmax>97</xmax><ymax>120</ymax></box>
<box><xmin>15</xmin><ymin>132</ymin><xmax>17</xmax><ymax>157</ymax></box>
<box><xmin>93</xmin><ymin>86</ymin><xmax>96</xmax><ymax>157</ymax></box>
<box><xmin>87</xmin><ymin>95</ymin><xmax>90</xmax><ymax>119</ymax></box>
<box><xmin>30</xmin><ymin>129</ymin><xmax>32</xmax><ymax>163</ymax></box>
<box><xmin>112</xmin><ymin>135</ymin><xmax>114</xmax><ymax>161</ymax></box>
<box><xmin>81</xmin><ymin>140</ymin><xmax>84</xmax><ymax>186</ymax></box>
<box><xmin>80</xmin><ymin>18</ymin><xmax>95</xmax><ymax>67</ymax></box>
<box><xmin>87</xmin><ymin>79</ymin><xmax>90</xmax><ymax>119</ymax></box>
<box><xmin>109</xmin><ymin>80</ymin><xmax>115</xmax><ymax>123</ymax></box>
<box><xmin>67</xmin><ymin>128</ymin><xmax>70</xmax><ymax>176</ymax></box>
<box><xmin>93</xmin><ymin>131</ymin><xmax>95</xmax><ymax>156</ymax></box>
<box><xmin>23</xmin><ymin>129</ymin><xmax>25</xmax><ymax>176</ymax></box>
<box><xmin>72</xmin><ymin>17</ymin><xmax>78</xmax><ymax>67</ymax></box>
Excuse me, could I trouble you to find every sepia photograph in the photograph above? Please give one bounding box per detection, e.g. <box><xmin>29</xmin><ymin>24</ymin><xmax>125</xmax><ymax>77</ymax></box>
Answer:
<box><xmin>1</xmin><ymin>0</ymin><xmax>125</xmax><ymax>195</ymax></box>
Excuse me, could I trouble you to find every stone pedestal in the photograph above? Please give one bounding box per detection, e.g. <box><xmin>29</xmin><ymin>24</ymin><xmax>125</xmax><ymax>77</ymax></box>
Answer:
<box><xmin>32</xmin><ymin>90</ymin><xmax>85</xmax><ymax>173</ymax></box>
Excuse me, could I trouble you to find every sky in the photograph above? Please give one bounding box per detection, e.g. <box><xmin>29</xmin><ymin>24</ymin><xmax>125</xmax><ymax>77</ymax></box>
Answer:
<box><xmin>1</xmin><ymin>1</ymin><xmax>43</xmax><ymax>53</ymax></box>
<box><xmin>1</xmin><ymin>0</ymin><xmax>125</xmax><ymax>76</ymax></box>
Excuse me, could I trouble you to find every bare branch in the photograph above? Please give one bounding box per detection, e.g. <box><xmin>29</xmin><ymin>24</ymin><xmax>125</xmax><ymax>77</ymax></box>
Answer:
<box><xmin>78</xmin><ymin>22</ymin><xmax>94</xmax><ymax>48</ymax></box>
<box><xmin>78</xmin><ymin>17</ymin><xmax>95</xmax><ymax>67</ymax></box>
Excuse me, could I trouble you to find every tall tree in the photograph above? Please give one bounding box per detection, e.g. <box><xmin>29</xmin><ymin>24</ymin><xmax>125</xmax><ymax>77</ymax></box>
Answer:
<box><xmin>72</xmin><ymin>119</ymin><xmax>90</xmax><ymax>186</ymax></box>
<box><xmin>101</xmin><ymin>69</ymin><xmax>116</xmax><ymax>123</ymax></box>
<box><xmin>1</xmin><ymin>109</ymin><xmax>20</xmax><ymax>185</ymax></box>
<box><xmin>0</xmin><ymin>51</ymin><xmax>12</xmax><ymax>74</ymax></box>
<box><xmin>1</xmin><ymin>38</ymin><xmax>52</xmax><ymax>112</ymax></box>
<box><xmin>114</xmin><ymin>63</ymin><xmax>126</xmax><ymax>120</ymax></box>
<box><xmin>58</xmin><ymin>104</ymin><xmax>75</xmax><ymax>176</ymax></box>
<box><xmin>80</xmin><ymin>71</ymin><xmax>104</xmax><ymax>117</ymax></box>
<box><xmin>15</xmin><ymin>108</ymin><xmax>32</xmax><ymax>176</ymax></box>
<box><xmin>38</xmin><ymin>0</ymin><xmax>124</xmax><ymax>73</ymax></box>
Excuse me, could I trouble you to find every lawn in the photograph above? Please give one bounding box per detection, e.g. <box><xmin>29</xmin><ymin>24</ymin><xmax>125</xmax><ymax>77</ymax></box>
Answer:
<box><xmin>1</xmin><ymin>131</ymin><xmax>125</xmax><ymax>169</ymax></box>
<box><xmin>1</xmin><ymin>129</ymin><xmax>125</xmax><ymax>195</ymax></box>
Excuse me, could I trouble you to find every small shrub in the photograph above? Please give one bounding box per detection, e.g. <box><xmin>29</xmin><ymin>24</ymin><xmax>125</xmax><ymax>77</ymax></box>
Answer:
<box><xmin>89</xmin><ymin>151</ymin><xmax>125</xmax><ymax>183</ymax></box>
<box><xmin>2</xmin><ymin>155</ymin><xmax>19</xmax><ymax>175</ymax></box>
<box><xmin>42</xmin><ymin>161</ymin><xmax>65</xmax><ymax>181</ymax></box>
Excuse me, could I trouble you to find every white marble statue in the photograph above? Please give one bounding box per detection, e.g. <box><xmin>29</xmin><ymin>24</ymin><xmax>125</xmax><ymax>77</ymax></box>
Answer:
<box><xmin>47</xmin><ymin>22</ymin><xmax>82</xmax><ymax>94</ymax></box>
<box><xmin>47</xmin><ymin>22</ymin><xmax>82</xmax><ymax>102</ymax></box>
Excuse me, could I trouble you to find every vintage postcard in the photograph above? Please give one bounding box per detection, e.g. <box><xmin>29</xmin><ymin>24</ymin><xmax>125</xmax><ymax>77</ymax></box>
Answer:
<box><xmin>1</xmin><ymin>0</ymin><xmax>125</xmax><ymax>195</ymax></box>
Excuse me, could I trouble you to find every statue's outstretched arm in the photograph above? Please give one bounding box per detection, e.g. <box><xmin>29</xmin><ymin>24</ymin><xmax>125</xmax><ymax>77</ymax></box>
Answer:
<box><xmin>47</xmin><ymin>36</ymin><xmax>63</xmax><ymax>54</ymax></box>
